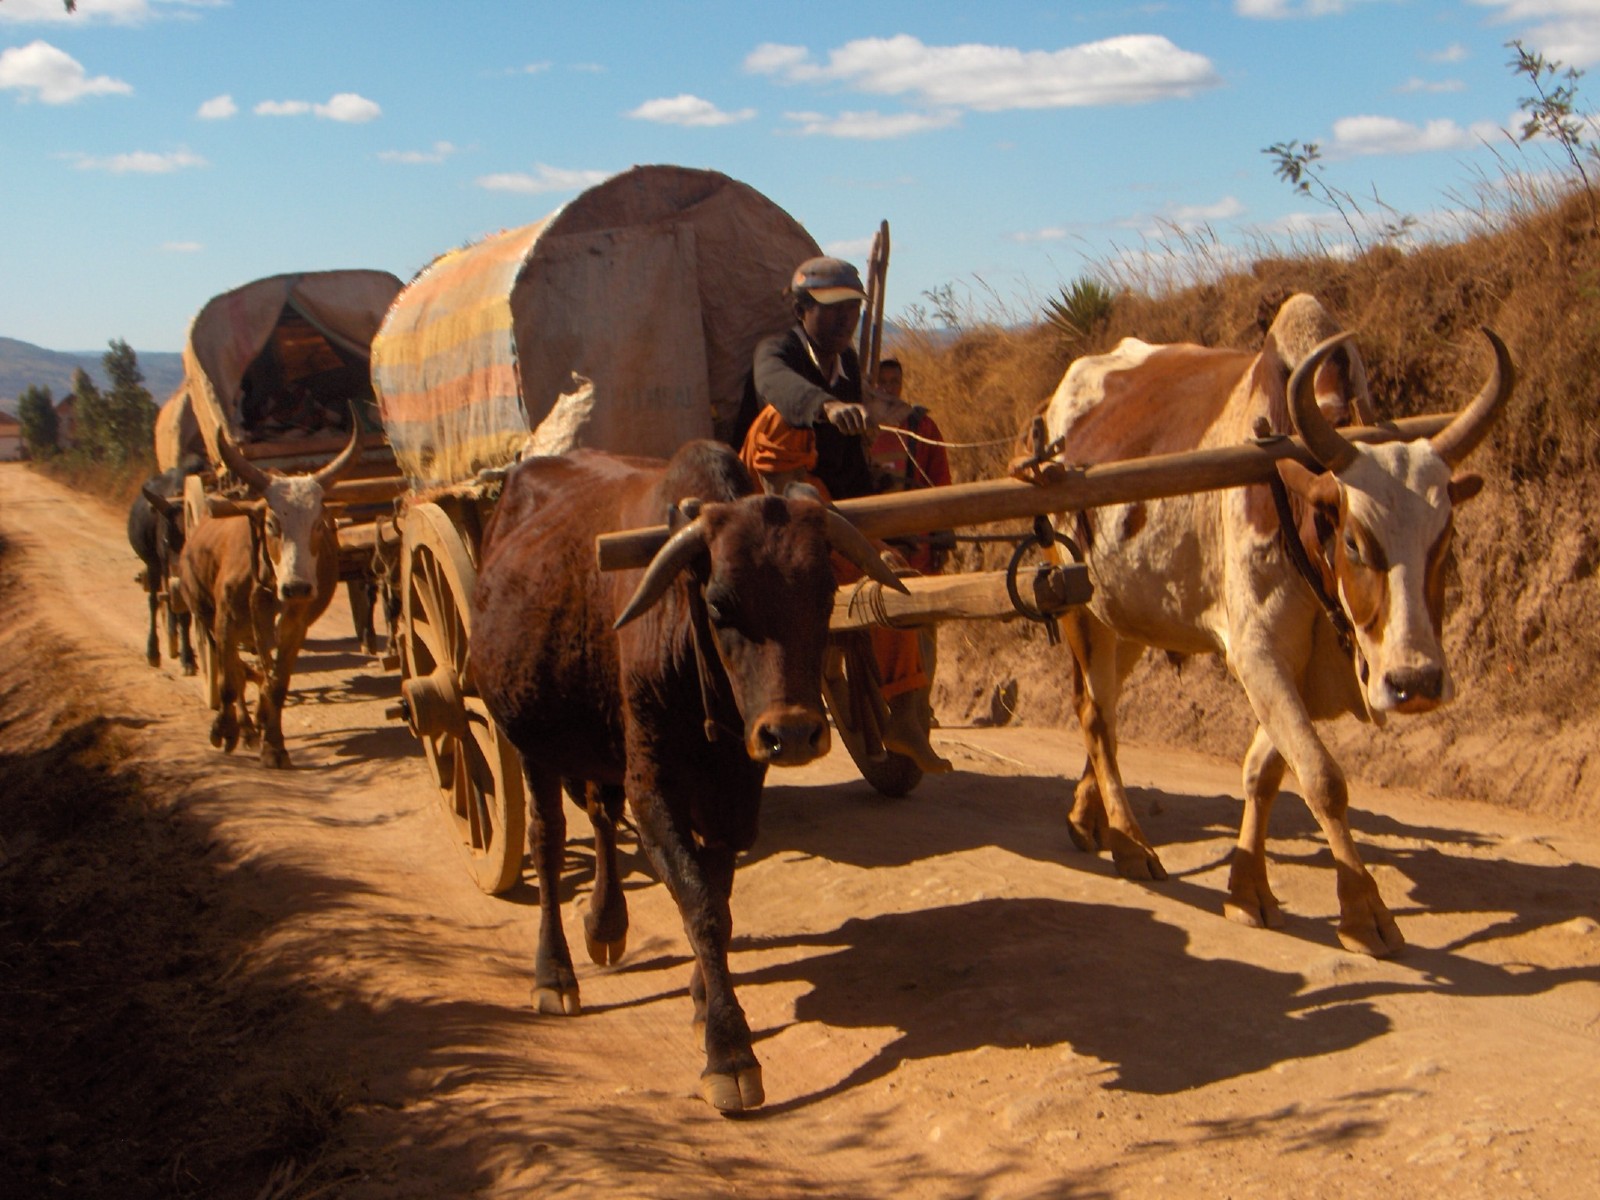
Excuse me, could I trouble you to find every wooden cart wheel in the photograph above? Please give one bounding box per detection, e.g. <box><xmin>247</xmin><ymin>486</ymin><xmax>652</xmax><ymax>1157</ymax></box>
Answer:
<box><xmin>399</xmin><ymin>502</ymin><xmax>527</xmax><ymax>894</ymax></box>
<box><xmin>182</xmin><ymin>475</ymin><xmax>221</xmax><ymax>710</ymax></box>
<box><xmin>820</xmin><ymin>633</ymin><xmax>923</xmax><ymax>798</ymax></box>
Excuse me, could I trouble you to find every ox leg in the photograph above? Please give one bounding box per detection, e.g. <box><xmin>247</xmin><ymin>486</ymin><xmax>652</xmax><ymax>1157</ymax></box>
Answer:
<box><xmin>1233</xmin><ymin>650</ymin><xmax>1403</xmax><ymax>957</ymax></box>
<box><xmin>528</xmin><ymin>767</ymin><xmax>581</xmax><ymax>1015</ymax></box>
<box><xmin>256</xmin><ymin>619</ymin><xmax>308</xmax><ymax>770</ymax></box>
<box><xmin>211</xmin><ymin>617</ymin><xmax>245</xmax><ymax>753</ymax></box>
<box><xmin>145</xmin><ymin>583</ymin><xmax>162</xmax><ymax>668</ymax></box>
<box><xmin>581</xmin><ymin>783</ymin><xmax>629</xmax><ymax>966</ymax></box>
<box><xmin>633</xmin><ymin>797</ymin><xmax>761</xmax><ymax>1114</ymax></box>
<box><xmin>1225</xmin><ymin>727</ymin><xmax>1287</xmax><ymax>930</ymax></box>
<box><xmin>174</xmin><ymin>605</ymin><xmax>197</xmax><ymax>676</ymax></box>
<box><xmin>347</xmin><ymin>578</ymin><xmax>380</xmax><ymax>658</ymax></box>
<box><xmin>1061</xmin><ymin>611</ymin><xmax>1165</xmax><ymax>880</ymax></box>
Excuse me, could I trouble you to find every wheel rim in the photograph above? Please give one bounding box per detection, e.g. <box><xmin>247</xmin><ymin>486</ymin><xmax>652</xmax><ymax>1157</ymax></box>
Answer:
<box><xmin>400</xmin><ymin>503</ymin><xmax>526</xmax><ymax>894</ymax></box>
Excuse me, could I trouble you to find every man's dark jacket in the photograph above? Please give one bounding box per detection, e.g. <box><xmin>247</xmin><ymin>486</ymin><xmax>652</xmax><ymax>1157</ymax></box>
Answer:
<box><xmin>732</xmin><ymin>325</ymin><xmax>876</xmax><ymax>501</ymax></box>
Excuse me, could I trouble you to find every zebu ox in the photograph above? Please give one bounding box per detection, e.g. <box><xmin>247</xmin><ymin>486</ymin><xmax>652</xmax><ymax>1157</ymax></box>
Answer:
<box><xmin>1040</xmin><ymin>295</ymin><xmax>1513</xmax><ymax>956</ymax></box>
<box><xmin>472</xmin><ymin>441</ymin><xmax>905</xmax><ymax>1113</ymax></box>
<box><xmin>177</xmin><ymin>422</ymin><xmax>359</xmax><ymax>768</ymax></box>
<box><xmin>129</xmin><ymin>462</ymin><xmax>199</xmax><ymax>674</ymax></box>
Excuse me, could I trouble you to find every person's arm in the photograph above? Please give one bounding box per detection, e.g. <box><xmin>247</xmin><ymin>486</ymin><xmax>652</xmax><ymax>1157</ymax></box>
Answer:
<box><xmin>751</xmin><ymin>335</ymin><xmax>833</xmax><ymax>428</ymax></box>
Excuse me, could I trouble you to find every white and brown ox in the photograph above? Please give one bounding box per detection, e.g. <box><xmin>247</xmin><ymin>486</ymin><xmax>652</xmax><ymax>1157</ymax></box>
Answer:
<box><xmin>177</xmin><ymin>423</ymin><xmax>359</xmax><ymax>768</ymax></box>
<box><xmin>1040</xmin><ymin>294</ymin><xmax>1513</xmax><ymax>956</ymax></box>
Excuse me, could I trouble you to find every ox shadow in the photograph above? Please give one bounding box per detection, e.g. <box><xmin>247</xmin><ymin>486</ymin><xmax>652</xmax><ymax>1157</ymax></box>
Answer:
<box><xmin>733</xmin><ymin>896</ymin><xmax>1389</xmax><ymax>1112</ymax></box>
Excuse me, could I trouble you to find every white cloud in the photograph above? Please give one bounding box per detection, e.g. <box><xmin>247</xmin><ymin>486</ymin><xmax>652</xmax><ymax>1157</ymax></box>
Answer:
<box><xmin>476</xmin><ymin>163</ymin><xmax>613</xmax><ymax>194</ymax></box>
<box><xmin>378</xmin><ymin>140</ymin><xmax>458</xmax><ymax>164</ymax></box>
<box><xmin>255</xmin><ymin>99</ymin><xmax>311</xmax><ymax>116</ymax></box>
<box><xmin>0</xmin><ymin>40</ymin><xmax>131</xmax><ymax>103</ymax></box>
<box><xmin>0</xmin><ymin>0</ymin><xmax>226</xmax><ymax>23</ymax></box>
<box><xmin>253</xmin><ymin>92</ymin><xmax>381</xmax><ymax>122</ymax></box>
<box><xmin>1005</xmin><ymin>227</ymin><xmax>1072</xmax><ymax>244</ymax></box>
<box><xmin>1425</xmin><ymin>42</ymin><xmax>1471</xmax><ymax>63</ymax></box>
<box><xmin>627</xmin><ymin>94</ymin><xmax>755</xmax><ymax>127</ymax></box>
<box><xmin>746</xmin><ymin>33</ymin><xmax>1220</xmax><ymax>111</ymax></box>
<box><xmin>824</xmin><ymin>235</ymin><xmax>876</xmax><ymax>260</ymax></box>
<box><xmin>161</xmin><ymin>240</ymin><xmax>203</xmax><ymax>253</ymax></box>
<box><xmin>1167</xmin><ymin>195</ymin><xmax>1247</xmax><ymax>226</ymax></box>
<box><xmin>0</xmin><ymin>0</ymin><xmax>148</xmax><ymax>23</ymax></box>
<box><xmin>782</xmin><ymin>108</ymin><xmax>962</xmax><ymax>138</ymax></box>
<box><xmin>197</xmin><ymin>93</ymin><xmax>236</xmax><ymax>119</ymax></box>
<box><xmin>68</xmin><ymin>147</ymin><xmax>207</xmax><ymax>173</ymax></box>
<box><xmin>1398</xmin><ymin>76</ymin><xmax>1468</xmax><ymax>93</ymax></box>
<box><xmin>1474</xmin><ymin>1</ymin><xmax>1600</xmax><ymax>67</ymax></box>
<box><xmin>315</xmin><ymin>92</ymin><xmax>380</xmax><ymax>122</ymax></box>
<box><xmin>1329</xmin><ymin>114</ymin><xmax>1501</xmax><ymax>156</ymax></box>
<box><xmin>1234</xmin><ymin>0</ymin><xmax>1375</xmax><ymax>16</ymax></box>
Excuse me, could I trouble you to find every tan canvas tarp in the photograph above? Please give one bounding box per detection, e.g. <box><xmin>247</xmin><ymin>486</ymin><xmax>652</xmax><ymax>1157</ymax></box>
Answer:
<box><xmin>372</xmin><ymin>165</ymin><xmax>821</xmax><ymax>486</ymax></box>
<box><xmin>181</xmin><ymin>269</ymin><xmax>403</xmax><ymax>464</ymax></box>
<box><xmin>153</xmin><ymin>386</ymin><xmax>203</xmax><ymax>472</ymax></box>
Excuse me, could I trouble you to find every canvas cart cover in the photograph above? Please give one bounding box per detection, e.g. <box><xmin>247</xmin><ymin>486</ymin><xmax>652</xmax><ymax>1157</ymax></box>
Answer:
<box><xmin>370</xmin><ymin>165</ymin><xmax>821</xmax><ymax>486</ymax></box>
<box><xmin>153</xmin><ymin>386</ymin><xmax>206</xmax><ymax>472</ymax></box>
<box><xmin>181</xmin><ymin>269</ymin><xmax>403</xmax><ymax>462</ymax></box>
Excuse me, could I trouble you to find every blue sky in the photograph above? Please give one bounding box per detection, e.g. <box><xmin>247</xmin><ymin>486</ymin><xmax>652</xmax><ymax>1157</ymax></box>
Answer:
<box><xmin>1</xmin><ymin>0</ymin><xmax>1595</xmax><ymax>353</ymax></box>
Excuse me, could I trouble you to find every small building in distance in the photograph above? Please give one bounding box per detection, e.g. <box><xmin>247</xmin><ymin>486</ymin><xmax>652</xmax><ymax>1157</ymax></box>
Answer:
<box><xmin>0</xmin><ymin>409</ymin><xmax>25</xmax><ymax>460</ymax></box>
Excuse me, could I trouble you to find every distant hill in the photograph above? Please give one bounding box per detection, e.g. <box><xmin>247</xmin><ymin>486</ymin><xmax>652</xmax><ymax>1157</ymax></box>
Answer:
<box><xmin>0</xmin><ymin>337</ymin><xmax>184</xmax><ymax>414</ymax></box>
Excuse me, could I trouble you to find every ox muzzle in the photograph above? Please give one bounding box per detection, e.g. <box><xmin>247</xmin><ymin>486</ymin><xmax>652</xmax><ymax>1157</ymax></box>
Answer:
<box><xmin>746</xmin><ymin>704</ymin><xmax>831</xmax><ymax>767</ymax></box>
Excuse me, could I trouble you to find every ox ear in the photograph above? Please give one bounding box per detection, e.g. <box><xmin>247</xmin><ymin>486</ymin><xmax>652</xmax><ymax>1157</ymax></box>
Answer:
<box><xmin>1277</xmin><ymin>459</ymin><xmax>1340</xmax><ymax>515</ymax></box>
<box><xmin>1449</xmin><ymin>472</ymin><xmax>1485</xmax><ymax>506</ymax></box>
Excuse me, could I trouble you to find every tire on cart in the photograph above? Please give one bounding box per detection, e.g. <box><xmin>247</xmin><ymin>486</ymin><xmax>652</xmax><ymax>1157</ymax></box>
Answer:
<box><xmin>821</xmin><ymin>631</ymin><xmax>924</xmax><ymax>798</ymax></box>
<box><xmin>398</xmin><ymin>501</ymin><xmax>527</xmax><ymax>894</ymax></box>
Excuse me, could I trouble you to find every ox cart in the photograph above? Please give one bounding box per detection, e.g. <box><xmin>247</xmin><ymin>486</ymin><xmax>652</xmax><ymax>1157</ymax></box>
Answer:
<box><xmin>173</xmin><ymin>269</ymin><xmax>412</xmax><ymax>708</ymax></box>
<box><xmin>366</xmin><ymin>165</ymin><xmax>1459</xmax><ymax>903</ymax></box>
<box><xmin>368</xmin><ymin>167</ymin><xmax>1096</xmax><ymax>893</ymax></box>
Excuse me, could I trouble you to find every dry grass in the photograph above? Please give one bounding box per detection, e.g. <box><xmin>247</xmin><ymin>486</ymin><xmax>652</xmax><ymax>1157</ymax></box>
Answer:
<box><xmin>894</xmin><ymin>178</ymin><xmax>1600</xmax><ymax>805</ymax></box>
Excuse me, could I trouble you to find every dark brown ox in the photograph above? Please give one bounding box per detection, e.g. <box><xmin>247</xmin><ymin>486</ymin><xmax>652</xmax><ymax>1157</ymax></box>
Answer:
<box><xmin>472</xmin><ymin>441</ymin><xmax>904</xmax><ymax>1113</ymax></box>
<box><xmin>176</xmin><ymin>423</ymin><xmax>359</xmax><ymax>768</ymax></box>
<box><xmin>1040</xmin><ymin>294</ymin><xmax>1513</xmax><ymax>956</ymax></box>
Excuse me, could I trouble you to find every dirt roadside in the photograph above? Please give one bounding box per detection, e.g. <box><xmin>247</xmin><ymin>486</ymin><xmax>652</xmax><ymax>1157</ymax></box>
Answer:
<box><xmin>2</xmin><ymin>459</ymin><xmax>1599</xmax><ymax>1200</ymax></box>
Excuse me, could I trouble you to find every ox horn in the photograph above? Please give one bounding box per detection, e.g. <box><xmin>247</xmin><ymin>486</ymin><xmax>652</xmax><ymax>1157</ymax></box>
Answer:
<box><xmin>823</xmin><ymin>510</ymin><xmax>910</xmax><ymax>594</ymax></box>
<box><xmin>1288</xmin><ymin>333</ymin><xmax>1360</xmax><ymax>474</ymax></box>
<box><xmin>313</xmin><ymin>401</ymin><xmax>365</xmax><ymax>490</ymax></box>
<box><xmin>613</xmin><ymin>518</ymin><xmax>709</xmax><ymax>630</ymax></box>
<box><xmin>1430</xmin><ymin>328</ymin><xmax>1515</xmax><ymax>468</ymax></box>
<box><xmin>215</xmin><ymin>423</ymin><xmax>272</xmax><ymax>494</ymax></box>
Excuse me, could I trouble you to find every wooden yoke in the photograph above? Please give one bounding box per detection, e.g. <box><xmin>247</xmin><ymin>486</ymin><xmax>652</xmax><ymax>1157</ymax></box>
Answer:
<box><xmin>596</xmin><ymin>413</ymin><xmax>1455</xmax><ymax>573</ymax></box>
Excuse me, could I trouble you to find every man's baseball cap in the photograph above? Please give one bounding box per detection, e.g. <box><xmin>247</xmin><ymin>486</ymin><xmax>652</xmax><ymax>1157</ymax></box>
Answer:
<box><xmin>791</xmin><ymin>256</ymin><xmax>868</xmax><ymax>305</ymax></box>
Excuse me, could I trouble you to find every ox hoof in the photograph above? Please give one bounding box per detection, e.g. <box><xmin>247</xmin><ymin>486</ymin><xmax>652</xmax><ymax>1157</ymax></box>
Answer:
<box><xmin>260</xmin><ymin>745</ymin><xmax>291</xmax><ymax>770</ymax></box>
<box><xmin>1337</xmin><ymin>916</ymin><xmax>1405</xmax><ymax>959</ymax></box>
<box><xmin>181</xmin><ymin>661</ymin><xmax>197</xmax><ymax>677</ymax></box>
<box><xmin>585</xmin><ymin>932</ymin><xmax>627</xmax><ymax>967</ymax></box>
<box><xmin>700</xmin><ymin>1066</ymin><xmax>764</xmax><ymax>1114</ymax></box>
<box><xmin>1224</xmin><ymin>897</ymin><xmax>1285</xmax><ymax>931</ymax></box>
<box><xmin>533</xmin><ymin>985</ymin><xmax>581</xmax><ymax>1016</ymax></box>
<box><xmin>1109</xmin><ymin>838</ymin><xmax>1167</xmax><ymax>883</ymax></box>
<box><xmin>146</xmin><ymin>652</ymin><xmax>161</xmax><ymax>669</ymax></box>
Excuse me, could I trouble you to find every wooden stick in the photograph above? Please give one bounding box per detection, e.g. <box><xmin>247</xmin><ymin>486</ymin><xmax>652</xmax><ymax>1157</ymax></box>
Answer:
<box><xmin>595</xmin><ymin>414</ymin><xmax>1455</xmax><ymax>572</ymax></box>
<box><xmin>829</xmin><ymin>565</ymin><xmax>1091</xmax><ymax>631</ymax></box>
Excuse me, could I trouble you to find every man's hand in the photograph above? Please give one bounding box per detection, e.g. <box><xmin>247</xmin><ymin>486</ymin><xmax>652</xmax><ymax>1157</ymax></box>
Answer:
<box><xmin>821</xmin><ymin>399</ymin><xmax>872</xmax><ymax>437</ymax></box>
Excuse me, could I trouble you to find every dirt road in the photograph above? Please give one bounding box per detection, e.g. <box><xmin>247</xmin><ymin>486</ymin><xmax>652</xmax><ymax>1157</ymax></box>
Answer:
<box><xmin>2</xmin><ymin>459</ymin><xmax>1599</xmax><ymax>1199</ymax></box>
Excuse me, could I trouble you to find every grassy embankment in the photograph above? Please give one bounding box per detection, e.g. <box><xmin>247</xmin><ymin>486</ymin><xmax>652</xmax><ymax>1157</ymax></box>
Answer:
<box><xmin>894</xmin><ymin>182</ymin><xmax>1600</xmax><ymax>821</ymax></box>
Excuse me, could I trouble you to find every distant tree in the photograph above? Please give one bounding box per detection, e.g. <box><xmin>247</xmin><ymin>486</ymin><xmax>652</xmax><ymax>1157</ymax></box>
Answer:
<box><xmin>71</xmin><ymin>368</ymin><xmax>113</xmax><ymax>460</ymax></box>
<box><xmin>16</xmin><ymin>385</ymin><xmax>58</xmax><ymax>458</ymax></box>
<box><xmin>91</xmin><ymin>339</ymin><xmax>157</xmax><ymax>461</ymax></box>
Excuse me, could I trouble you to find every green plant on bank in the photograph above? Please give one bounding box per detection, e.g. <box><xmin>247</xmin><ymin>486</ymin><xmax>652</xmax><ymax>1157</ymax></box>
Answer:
<box><xmin>1262</xmin><ymin>139</ymin><xmax>1367</xmax><ymax>251</ymax></box>
<box><xmin>16</xmin><ymin>385</ymin><xmax>59</xmax><ymax>458</ymax></box>
<box><xmin>1044</xmin><ymin>277</ymin><xmax>1116</xmax><ymax>347</ymax></box>
<box><xmin>1508</xmin><ymin>38</ymin><xmax>1600</xmax><ymax>234</ymax></box>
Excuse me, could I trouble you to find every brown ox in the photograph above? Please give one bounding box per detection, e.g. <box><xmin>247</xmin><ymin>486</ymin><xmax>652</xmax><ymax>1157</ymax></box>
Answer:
<box><xmin>177</xmin><ymin>423</ymin><xmax>359</xmax><ymax>768</ymax></box>
<box><xmin>1040</xmin><ymin>295</ymin><xmax>1513</xmax><ymax>956</ymax></box>
<box><xmin>472</xmin><ymin>440</ymin><xmax>904</xmax><ymax>1113</ymax></box>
